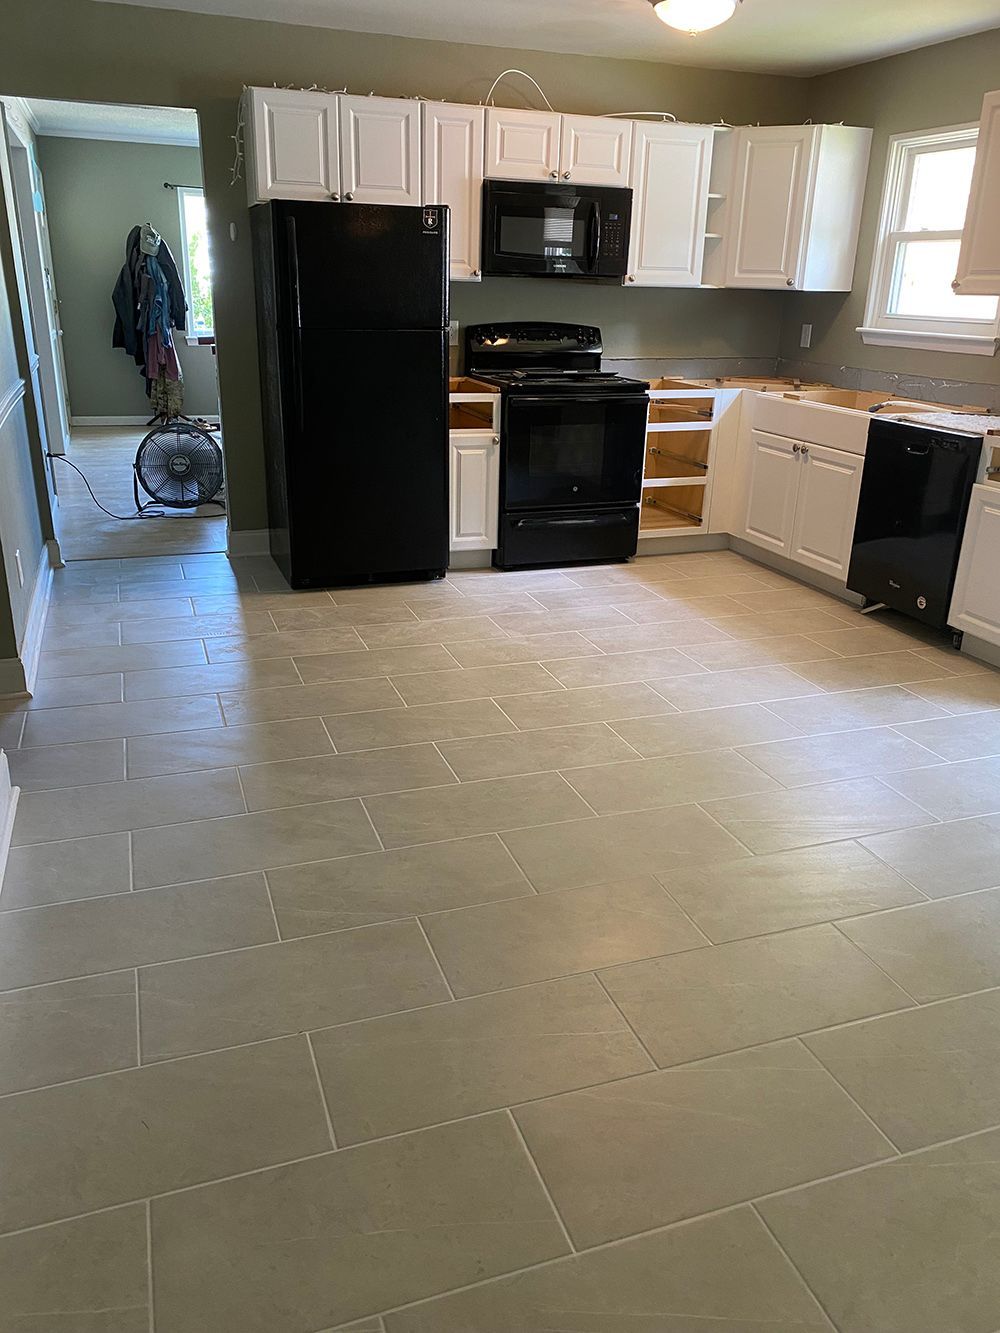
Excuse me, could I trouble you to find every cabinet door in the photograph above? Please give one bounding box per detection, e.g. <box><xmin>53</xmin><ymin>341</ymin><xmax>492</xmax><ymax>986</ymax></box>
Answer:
<box><xmin>339</xmin><ymin>95</ymin><xmax>420</xmax><ymax>205</ymax></box>
<box><xmin>626</xmin><ymin>122</ymin><xmax>713</xmax><ymax>287</ymax></box>
<box><xmin>726</xmin><ymin>126</ymin><xmax>814</xmax><ymax>289</ymax></box>
<box><xmin>950</xmin><ymin>487</ymin><xmax>1000</xmax><ymax>643</ymax></box>
<box><xmin>559</xmin><ymin>114</ymin><xmax>631</xmax><ymax>186</ymax></box>
<box><xmin>485</xmin><ymin>107</ymin><xmax>561</xmax><ymax>181</ymax></box>
<box><xmin>789</xmin><ymin>442</ymin><xmax>863</xmax><ymax>581</ymax></box>
<box><xmin>248</xmin><ymin>88</ymin><xmax>340</xmax><ymax>203</ymax></box>
<box><xmin>450</xmin><ymin>432</ymin><xmax>499</xmax><ymax>551</ymax></box>
<box><xmin>741</xmin><ymin>430</ymin><xmax>800</xmax><ymax>555</ymax></box>
<box><xmin>955</xmin><ymin>92</ymin><xmax>1000</xmax><ymax>296</ymax></box>
<box><xmin>422</xmin><ymin>102</ymin><xmax>484</xmax><ymax>282</ymax></box>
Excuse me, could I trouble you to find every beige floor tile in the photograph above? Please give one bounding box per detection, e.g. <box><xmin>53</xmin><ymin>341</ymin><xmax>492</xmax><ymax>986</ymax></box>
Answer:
<box><xmin>789</xmin><ymin>651</ymin><xmax>956</xmax><ymax>691</ymax></box>
<box><xmin>220</xmin><ymin>677</ymin><xmax>401</xmax><ymax>725</ymax></box>
<box><xmin>677</xmin><ymin>633</ymin><xmax>842</xmax><ymax>671</ymax></box>
<box><xmin>192</xmin><ymin>591</ymin><xmax>336</xmax><ymax>616</ymax></box>
<box><xmin>913</xmin><ymin>644</ymin><xmax>992</xmax><ymax>676</ymax></box>
<box><xmin>737</xmin><ymin>726</ymin><xmax>939</xmax><ymax>787</ymax></box>
<box><xmin>580</xmin><ymin>619</ymin><xmax>734</xmax><ymax>652</ymax></box>
<box><xmin>126</xmin><ymin>717</ymin><xmax>332</xmax><ymax>778</ymax></box>
<box><xmin>661</xmin><ymin>840</ymin><xmax>925</xmax><ymax>941</ymax></box>
<box><xmin>123</xmin><ymin>657</ymin><xmax>301</xmax><ymax>701</ymax></box>
<box><xmin>383</xmin><ymin>1205</ymin><xmax>830</xmax><ymax>1333</ymax></box>
<box><xmin>311</xmin><ymin>974</ymin><xmax>652</xmax><ymax>1144</ymax></box>
<box><xmin>610</xmin><ymin>702</ymin><xmax>802</xmax><ymax>757</ymax></box>
<box><xmin>880</xmin><ymin>755</ymin><xmax>1000</xmax><ymax>819</ymax></box>
<box><xmin>564</xmin><ymin>748</ymin><xmax>779</xmax><ymax>814</ymax></box>
<box><xmin>324</xmin><ymin>697</ymin><xmax>515</xmax><ymax>752</ymax></box>
<box><xmin>448</xmin><ymin>569</ymin><xmax>578</xmax><ymax>593</ymax></box>
<box><xmin>732</xmin><ymin>585</ymin><xmax>859</xmax><ymax>614</ymax></box>
<box><xmin>442</xmin><ymin>631</ymin><xmax>600</xmax><ymax>668</ymax></box>
<box><xmin>703</xmin><ymin>777</ymin><xmax>936</xmax><ymax>854</ymax></box>
<box><xmin>150</xmin><ymin>1113</ymin><xmax>568</xmax><ymax>1333</ymax></box>
<box><xmin>502</xmin><ymin>803</ymin><xmax>750</xmax><ymax>890</ymax></box>
<box><xmin>893</xmin><ymin>708</ymin><xmax>1000</xmax><ymax>760</ymax></box>
<box><xmin>356</xmin><ymin>616</ymin><xmax>509</xmax><ymax>649</ymax></box>
<box><xmin>38</xmin><ymin>640</ymin><xmax>207</xmax><ymax>679</ymax></box>
<box><xmin>707</xmin><ymin>609</ymin><xmax>853</xmax><ymax>640</ymax></box>
<box><xmin>45</xmin><ymin>597</ymin><xmax>194</xmax><ymax>627</ymax></box>
<box><xmin>132</xmin><ymin>800</ymin><xmax>380</xmax><ymax>888</ymax></box>
<box><xmin>838</xmin><ymin>887</ymin><xmax>1000</xmax><ymax>1001</ymax></box>
<box><xmin>266</xmin><ymin>836</ymin><xmax>531</xmax><ymax>937</ymax></box>
<box><xmin>0</xmin><ymin>874</ymin><xmax>276</xmax><ymax>989</ymax></box>
<box><xmin>330</xmin><ymin>581</ymin><xmax>466</xmax><ymax>607</ymax></box>
<box><xmin>491</xmin><ymin>607</ymin><xmax>637</xmax><ymax>637</ymax></box>
<box><xmin>12</xmin><ymin>769</ymin><xmax>245</xmax><ymax>845</ymax></box>
<box><xmin>42</xmin><ymin>621</ymin><xmax>122</xmax><ymax>648</ymax></box>
<box><xmin>621</xmin><ymin>594</ymin><xmax>749</xmax><ymax>623</ymax></box>
<box><xmin>204</xmin><ymin>625</ymin><xmax>365</xmax><ymax>661</ymax></box>
<box><xmin>0</xmin><ymin>832</ymin><xmax>132</xmax><ymax>910</ymax></box>
<box><xmin>269</xmin><ymin>604</ymin><xmax>417</xmax><ymax>631</ymax></box>
<box><xmin>421</xmin><ymin>877</ymin><xmax>706</xmax><ymax>995</ymax></box>
<box><xmin>601</xmin><ymin>923</ymin><xmax>912</xmax><ymax>1067</ymax></box>
<box><xmin>6</xmin><ymin>737</ymin><xmax>125</xmax><ymax>791</ymax></box>
<box><xmin>805</xmin><ymin>990</ymin><xmax>1000</xmax><ymax>1151</ymax></box>
<box><xmin>0</xmin><ymin>709</ymin><xmax>24</xmax><ymax>750</ymax></box>
<box><xmin>649</xmin><ymin>664</ymin><xmax>822</xmax><ymax>711</ymax></box>
<box><xmin>0</xmin><ymin>971</ymin><xmax>137</xmax><ymax>1095</ymax></box>
<box><xmin>18</xmin><ymin>673</ymin><xmax>124</xmax><ymax>709</ymax></box>
<box><xmin>513</xmin><ymin>1040</ymin><xmax>894</xmax><ymax>1247</ymax></box>
<box><xmin>861</xmin><ymin>815</ymin><xmax>1000</xmax><ymax>898</ymax></box>
<box><xmin>539</xmin><ymin>646</ymin><xmax>705</xmax><ymax>689</ymax></box>
<box><xmin>390</xmin><ymin>662</ymin><xmax>562</xmax><ymax>706</ymax></box>
<box><xmin>764</xmin><ymin>684</ymin><xmax>950</xmax><ymax>734</ymax></box>
<box><xmin>411</xmin><ymin>594</ymin><xmax>545</xmax><ymax>620</ymax></box>
<box><xmin>438</xmin><ymin>723</ymin><xmax>637</xmax><ymax>782</ymax></box>
<box><xmin>492</xmin><ymin>681</ymin><xmax>676</xmax><ymax>730</ymax></box>
<box><xmin>292</xmin><ymin>644</ymin><xmax>455</xmax><ymax>684</ymax></box>
<box><xmin>806</xmin><ymin>625</ymin><xmax>930</xmax><ymax>656</ymax></box>
<box><xmin>758</xmin><ymin>1126</ymin><xmax>1000</xmax><ymax>1333</ymax></box>
<box><xmin>20</xmin><ymin>694</ymin><xmax>224</xmax><ymax>746</ymax></box>
<box><xmin>240</xmin><ymin>744</ymin><xmax>455</xmax><ymax>811</ymax></box>
<box><xmin>0</xmin><ymin>1206</ymin><xmax>148</xmax><ymax>1333</ymax></box>
<box><xmin>139</xmin><ymin>920</ymin><xmax>449</xmax><ymax>1061</ymax></box>
<box><xmin>365</xmin><ymin>771</ymin><xmax>591</xmax><ymax>849</ymax></box>
<box><xmin>665</xmin><ymin>574</ymin><xmax>779</xmax><ymax>597</ymax></box>
<box><xmin>906</xmin><ymin>670</ymin><xmax>1000</xmax><ymax>714</ymax></box>
<box><xmin>0</xmin><ymin>1037</ymin><xmax>330</xmax><ymax>1233</ymax></box>
<box><xmin>522</xmin><ymin>584</ymin><xmax>670</xmax><ymax>611</ymax></box>
<box><xmin>121</xmin><ymin>609</ymin><xmax>278</xmax><ymax>643</ymax></box>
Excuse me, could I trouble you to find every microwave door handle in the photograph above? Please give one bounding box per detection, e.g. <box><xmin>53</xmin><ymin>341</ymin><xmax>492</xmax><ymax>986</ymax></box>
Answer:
<box><xmin>587</xmin><ymin>201</ymin><xmax>601</xmax><ymax>272</ymax></box>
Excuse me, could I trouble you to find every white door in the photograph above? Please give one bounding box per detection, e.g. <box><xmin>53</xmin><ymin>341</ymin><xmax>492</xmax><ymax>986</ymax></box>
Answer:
<box><xmin>741</xmin><ymin>430</ymin><xmax>801</xmax><ymax>555</ymax></box>
<box><xmin>949</xmin><ymin>487</ymin><xmax>1000</xmax><ymax>643</ymax></box>
<box><xmin>955</xmin><ymin>91</ymin><xmax>1000</xmax><ymax>296</ymax></box>
<box><xmin>450</xmin><ymin>432</ymin><xmax>499</xmax><ymax>551</ymax></box>
<box><xmin>339</xmin><ymin>95</ymin><xmax>420</xmax><ymax>206</ymax></box>
<box><xmin>485</xmin><ymin>107</ymin><xmax>561</xmax><ymax>182</ymax></box>
<box><xmin>248</xmin><ymin>88</ymin><xmax>340</xmax><ymax>202</ymax></box>
<box><xmin>559</xmin><ymin>114</ymin><xmax>631</xmax><ymax>186</ymax></box>
<box><xmin>422</xmin><ymin>102</ymin><xmax>484</xmax><ymax>281</ymax></box>
<box><xmin>726</xmin><ymin>126</ymin><xmax>814</xmax><ymax>289</ymax></box>
<box><xmin>626</xmin><ymin>122</ymin><xmax>714</xmax><ymax>288</ymax></box>
<box><xmin>789</xmin><ymin>442</ymin><xmax>863</xmax><ymax>581</ymax></box>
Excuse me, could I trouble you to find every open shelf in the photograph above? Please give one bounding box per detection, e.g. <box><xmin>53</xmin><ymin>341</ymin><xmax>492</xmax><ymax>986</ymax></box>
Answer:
<box><xmin>648</xmin><ymin>397</ymin><xmax>714</xmax><ymax>426</ymax></box>
<box><xmin>646</xmin><ymin>432</ymin><xmax>710</xmax><ymax>481</ymax></box>
<box><xmin>640</xmin><ymin>483</ymin><xmax>705</xmax><ymax>534</ymax></box>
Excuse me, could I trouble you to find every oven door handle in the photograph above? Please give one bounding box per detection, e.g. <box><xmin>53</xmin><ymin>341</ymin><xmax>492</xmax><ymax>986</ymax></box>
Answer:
<box><xmin>587</xmin><ymin>200</ymin><xmax>601</xmax><ymax>273</ymax></box>
<box><xmin>509</xmin><ymin>394</ymin><xmax>649</xmax><ymax>406</ymax></box>
<box><xmin>514</xmin><ymin>513</ymin><xmax>633</xmax><ymax>529</ymax></box>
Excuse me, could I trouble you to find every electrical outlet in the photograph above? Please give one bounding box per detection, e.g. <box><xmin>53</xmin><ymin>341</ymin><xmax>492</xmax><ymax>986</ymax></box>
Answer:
<box><xmin>449</xmin><ymin>320</ymin><xmax>460</xmax><ymax>348</ymax></box>
<box><xmin>800</xmin><ymin>323</ymin><xmax>813</xmax><ymax>349</ymax></box>
<box><xmin>13</xmin><ymin>549</ymin><xmax>24</xmax><ymax>588</ymax></box>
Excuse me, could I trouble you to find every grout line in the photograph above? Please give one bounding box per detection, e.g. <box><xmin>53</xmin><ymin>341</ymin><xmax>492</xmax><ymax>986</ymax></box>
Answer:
<box><xmin>505</xmin><ymin>1107</ymin><xmax>576</xmax><ymax>1255</ymax></box>
<box><xmin>232</xmin><ymin>764</ymin><xmax>250</xmax><ymax>815</ymax></box>
<box><xmin>794</xmin><ymin>1035</ymin><xmax>901</xmax><ymax>1156</ymax></box>
<box><xmin>829</xmin><ymin>922</ymin><xmax>923</xmax><ymax>1006</ymax></box>
<box><xmin>261</xmin><ymin>870</ymin><xmax>282</xmax><ymax>941</ymax></box>
<box><xmin>145</xmin><ymin>1198</ymin><xmax>155</xmax><ymax>1333</ymax></box>
<box><xmin>134</xmin><ymin>968</ymin><xmax>143</xmax><ymax>1065</ymax></box>
<box><xmin>750</xmin><ymin>1201</ymin><xmax>840</xmax><ymax>1333</ymax></box>
<box><xmin>592</xmin><ymin>972</ymin><xmax>659</xmax><ymax>1071</ymax></box>
<box><xmin>414</xmin><ymin>915</ymin><xmax>456</xmax><ymax>1001</ymax></box>
<box><xmin>305</xmin><ymin>1031</ymin><xmax>338</xmax><ymax>1149</ymax></box>
<box><xmin>357</xmin><ymin>797</ymin><xmax>386</xmax><ymax>852</ymax></box>
<box><xmin>127</xmin><ymin>831</ymin><xmax>135</xmax><ymax>892</ymax></box>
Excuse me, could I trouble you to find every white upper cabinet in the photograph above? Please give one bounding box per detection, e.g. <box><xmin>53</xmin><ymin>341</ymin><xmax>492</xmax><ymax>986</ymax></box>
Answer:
<box><xmin>485</xmin><ymin>107</ymin><xmax>561</xmax><ymax>181</ymax></box>
<box><xmin>246</xmin><ymin>88</ymin><xmax>341</xmax><ymax>204</ymax></box>
<box><xmin>422</xmin><ymin>102</ymin><xmax>484</xmax><ymax>282</ymax></box>
<box><xmin>626</xmin><ymin>122</ymin><xmax>714</xmax><ymax>288</ymax></box>
<box><xmin>955</xmin><ymin>91</ymin><xmax>1000</xmax><ymax>296</ymax></box>
<box><xmin>558</xmin><ymin>115</ymin><xmax>631</xmax><ymax>186</ymax></box>
<box><xmin>725</xmin><ymin>124</ymin><xmax>872</xmax><ymax>290</ymax></box>
<box><xmin>339</xmin><ymin>95</ymin><xmax>421</xmax><ymax>206</ymax></box>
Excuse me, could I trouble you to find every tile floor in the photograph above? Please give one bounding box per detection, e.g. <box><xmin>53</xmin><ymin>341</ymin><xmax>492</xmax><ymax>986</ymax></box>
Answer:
<box><xmin>2</xmin><ymin>546</ymin><xmax>1000</xmax><ymax>1330</ymax></box>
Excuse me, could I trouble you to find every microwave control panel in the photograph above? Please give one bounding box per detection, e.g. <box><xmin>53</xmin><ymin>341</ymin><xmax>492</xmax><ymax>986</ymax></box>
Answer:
<box><xmin>601</xmin><ymin>212</ymin><xmax>627</xmax><ymax>258</ymax></box>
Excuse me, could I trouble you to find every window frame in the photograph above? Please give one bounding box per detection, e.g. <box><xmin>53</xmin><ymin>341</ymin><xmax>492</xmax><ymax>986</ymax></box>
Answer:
<box><xmin>858</xmin><ymin>123</ymin><xmax>1000</xmax><ymax>356</ymax></box>
<box><xmin>176</xmin><ymin>185</ymin><xmax>215</xmax><ymax>343</ymax></box>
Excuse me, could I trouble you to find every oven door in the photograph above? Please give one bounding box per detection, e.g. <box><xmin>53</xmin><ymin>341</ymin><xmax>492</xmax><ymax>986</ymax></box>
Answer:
<box><xmin>502</xmin><ymin>394</ymin><xmax>648</xmax><ymax>510</ymax></box>
<box><xmin>482</xmin><ymin>181</ymin><xmax>629</xmax><ymax>279</ymax></box>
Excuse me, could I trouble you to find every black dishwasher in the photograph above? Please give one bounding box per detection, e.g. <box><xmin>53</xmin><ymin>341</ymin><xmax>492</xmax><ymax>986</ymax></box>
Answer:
<box><xmin>847</xmin><ymin>417</ymin><xmax>983</xmax><ymax>629</ymax></box>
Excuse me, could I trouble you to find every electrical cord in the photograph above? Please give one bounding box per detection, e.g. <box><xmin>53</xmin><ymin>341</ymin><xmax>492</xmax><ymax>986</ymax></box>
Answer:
<box><xmin>46</xmin><ymin>452</ymin><xmax>162</xmax><ymax>520</ymax></box>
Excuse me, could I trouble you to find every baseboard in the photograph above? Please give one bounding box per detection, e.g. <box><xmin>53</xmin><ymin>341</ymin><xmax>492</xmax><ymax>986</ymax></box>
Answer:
<box><xmin>70</xmin><ymin>415</ymin><xmax>152</xmax><ymax>427</ymax></box>
<box><xmin>448</xmin><ymin>551</ymin><xmax>493</xmax><ymax>569</ymax></box>
<box><xmin>959</xmin><ymin>632</ymin><xmax>1000</xmax><ymax>670</ymax></box>
<box><xmin>0</xmin><ymin>658</ymin><xmax>28</xmax><ymax>697</ymax></box>
<box><xmin>729</xmin><ymin>538</ymin><xmax>863</xmax><ymax>605</ymax></box>
<box><xmin>635</xmin><ymin>534</ymin><xmax>729</xmax><ymax>557</ymax></box>
<box><xmin>0</xmin><ymin>753</ymin><xmax>19</xmax><ymax>896</ymax></box>
<box><xmin>227</xmin><ymin>528</ymin><xmax>271</xmax><ymax>557</ymax></box>
<box><xmin>0</xmin><ymin>543</ymin><xmax>54</xmax><ymax>699</ymax></box>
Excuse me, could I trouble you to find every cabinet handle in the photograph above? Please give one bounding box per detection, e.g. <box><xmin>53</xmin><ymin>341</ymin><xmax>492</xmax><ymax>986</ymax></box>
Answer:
<box><xmin>786</xmin><ymin>278</ymin><xmax>795</xmax><ymax>287</ymax></box>
<box><xmin>562</xmin><ymin>171</ymin><xmax>571</xmax><ymax>180</ymax></box>
<box><xmin>345</xmin><ymin>192</ymin><xmax>355</xmax><ymax>201</ymax></box>
<box><xmin>549</xmin><ymin>170</ymin><xmax>559</xmax><ymax>179</ymax></box>
<box><xmin>792</xmin><ymin>443</ymin><xmax>801</xmax><ymax>453</ymax></box>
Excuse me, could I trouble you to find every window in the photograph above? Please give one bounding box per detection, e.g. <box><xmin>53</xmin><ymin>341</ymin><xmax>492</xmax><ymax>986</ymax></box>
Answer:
<box><xmin>177</xmin><ymin>187</ymin><xmax>215</xmax><ymax>340</ymax></box>
<box><xmin>859</xmin><ymin>124</ymin><xmax>999</xmax><ymax>355</ymax></box>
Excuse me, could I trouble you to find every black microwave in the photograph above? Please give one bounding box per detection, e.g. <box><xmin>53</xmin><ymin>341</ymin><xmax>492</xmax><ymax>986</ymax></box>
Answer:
<box><xmin>481</xmin><ymin>179</ymin><xmax>632</xmax><ymax>280</ymax></box>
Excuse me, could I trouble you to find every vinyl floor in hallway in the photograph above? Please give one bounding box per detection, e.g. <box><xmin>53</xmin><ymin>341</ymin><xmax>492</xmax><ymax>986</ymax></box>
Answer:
<box><xmin>3</xmin><ymin>546</ymin><xmax>1000</xmax><ymax>1331</ymax></box>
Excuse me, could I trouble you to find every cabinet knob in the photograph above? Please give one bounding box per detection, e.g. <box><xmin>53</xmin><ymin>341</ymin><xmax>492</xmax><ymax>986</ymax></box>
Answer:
<box><xmin>345</xmin><ymin>192</ymin><xmax>355</xmax><ymax>201</ymax></box>
<box><xmin>472</xmin><ymin>269</ymin><xmax>481</xmax><ymax>278</ymax></box>
<box><xmin>792</xmin><ymin>442</ymin><xmax>801</xmax><ymax>453</ymax></box>
<box><xmin>549</xmin><ymin>170</ymin><xmax>559</xmax><ymax>179</ymax></box>
<box><xmin>329</xmin><ymin>192</ymin><xmax>340</xmax><ymax>201</ymax></box>
<box><xmin>562</xmin><ymin>171</ymin><xmax>571</xmax><ymax>180</ymax></box>
<box><xmin>627</xmin><ymin>274</ymin><xmax>636</xmax><ymax>283</ymax></box>
<box><xmin>786</xmin><ymin>278</ymin><xmax>795</xmax><ymax>287</ymax></box>
<box><xmin>801</xmin><ymin>445</ymin><xmax>810</xmax><ymax>456</ymax></box>
<box><xmin>952</xmin><ymin>279</ymin><xmax>961</xmax><ymax>290</ymax></box>
<box><xmin>492</xmin><ymin>435</ymin><xmax>500</xmax><ymax>445</ymax></box>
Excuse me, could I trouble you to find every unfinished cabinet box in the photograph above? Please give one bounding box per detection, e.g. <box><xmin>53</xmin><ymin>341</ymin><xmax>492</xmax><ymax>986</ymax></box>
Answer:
<box><xmin>422</xmin><ymin>102</ymin><xmax>485</xmax><ymax>281</ymax></box>
<box><xmin>626</xmin><ymin>122</ymin><xmax>715</xmax><ymax>288</ymax></box>
<box><xmin>245</xmin><ymin>87</ymin><xmax>341</xmax><ymax>204</ymax></box>
<box><xmin>448</xmin><ymin>379</ymin><xmax>500</xmax><ymax>552</ymax></box>
<box><xmin>955</xmin><ymin>91</ymin><xmax>1000</xmax><ymax>297</ymax></box>
<box><xmin>638</xmin><ymin>383</ymin><xmax>726</xmax><ymax>540</ymax></box>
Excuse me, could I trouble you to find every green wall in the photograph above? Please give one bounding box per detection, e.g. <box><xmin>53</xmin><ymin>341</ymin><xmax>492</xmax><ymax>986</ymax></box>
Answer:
<box><xmin>778</xmin><ymin>26</ymin><xmax>1000</xmax><ymax>389</ymax></box>
<box><xmin>37</xmin><ymin>137</ymin><xmax>218</xmax><ymax>420</ymax></box>
<box><xmin>0</xmin><ymin>0</ymin><xmax>810</xmax><ymax>532</ymax></box>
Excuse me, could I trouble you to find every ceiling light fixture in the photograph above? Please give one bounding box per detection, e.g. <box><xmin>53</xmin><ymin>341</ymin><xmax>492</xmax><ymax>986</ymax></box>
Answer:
<box><xmin>649</xmin><ymin>0</ymin><xmax>740</xmax><ymax>35</ymax></box>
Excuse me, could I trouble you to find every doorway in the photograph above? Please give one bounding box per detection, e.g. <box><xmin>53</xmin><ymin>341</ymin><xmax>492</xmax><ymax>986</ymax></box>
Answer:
<box><xmin>1</xmin><ymin>96</ymin><xmax>228</xmax><ymax>562</ymax></box>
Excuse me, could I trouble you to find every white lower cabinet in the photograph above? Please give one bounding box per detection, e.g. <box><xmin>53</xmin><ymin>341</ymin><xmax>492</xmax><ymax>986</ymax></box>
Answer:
<box><xmin>450</xmin><ymin>432</ymin><xmax>499</xmax><ymax>551</ymax></box>
<box><xmin>741</xmin><ymin>429</ymin><xmax>862</xmax><ymax>580</ymax></box>
<box><xmin>949</xmin><ymin>485</ymin><xmax>1000</xmax><ymax>644</ymax></box>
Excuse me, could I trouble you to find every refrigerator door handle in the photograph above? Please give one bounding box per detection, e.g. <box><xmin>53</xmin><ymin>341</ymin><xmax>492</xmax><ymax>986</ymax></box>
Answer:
<box><xmin>285</xmin><ymin>215</ymin><xmax>306</xmax><ymax>431</ymax></box>
<box><xmin>587</xmin><ymin>201</ymin><xmax>601</xmax><ymax>273</ymax></box>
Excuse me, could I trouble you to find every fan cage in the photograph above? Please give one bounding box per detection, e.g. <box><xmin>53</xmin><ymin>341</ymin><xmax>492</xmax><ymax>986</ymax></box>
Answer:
<box><xmin>134</xmin><ymin>422</ymin><xmax>225</xmax><ymax>510</ymax></box>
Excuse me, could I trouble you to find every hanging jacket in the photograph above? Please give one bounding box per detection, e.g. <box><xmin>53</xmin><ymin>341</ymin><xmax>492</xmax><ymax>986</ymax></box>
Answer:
<box><xmin>111</xmin><ymin>225</ymin><xmax>187</xmax><ymax>364</ymax></box>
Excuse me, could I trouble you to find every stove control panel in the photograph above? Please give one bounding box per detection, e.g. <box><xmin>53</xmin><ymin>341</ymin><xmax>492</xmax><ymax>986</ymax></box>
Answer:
<box><xmin>467</xmin><ymin>323</ymin><xmax>602</xmax><ymax>352</ymax></box>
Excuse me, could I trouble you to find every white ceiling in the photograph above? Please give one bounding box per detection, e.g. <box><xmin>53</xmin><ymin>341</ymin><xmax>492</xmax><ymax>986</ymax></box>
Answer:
<box><xmin>23</xmin><ymin>98</ymin><xmax>199</xmax><ymax>146</ymax></box>
<box><xmin>95</xmin><ymin>0</ymin><xmax>1000</xmax><ymax>75</ymax></box>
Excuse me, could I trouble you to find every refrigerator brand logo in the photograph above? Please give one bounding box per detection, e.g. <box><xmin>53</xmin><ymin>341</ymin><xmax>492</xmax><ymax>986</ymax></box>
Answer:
<box><xmin>422</xmin><ymin>208</ymin><xmax>440</xmax><ymax>232</ymax></box>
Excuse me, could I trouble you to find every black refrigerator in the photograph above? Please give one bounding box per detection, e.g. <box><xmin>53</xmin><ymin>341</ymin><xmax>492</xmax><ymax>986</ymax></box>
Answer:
<box><xmin>250</xmin><ymin>200</ymin><xmax>450</xmax><ymax>587</ymax></box>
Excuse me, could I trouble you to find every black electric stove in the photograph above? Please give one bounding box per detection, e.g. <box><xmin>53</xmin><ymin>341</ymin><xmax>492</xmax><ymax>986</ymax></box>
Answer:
<box><xmin>465</xmin><ymin>322</ymin><xmax>649</xmax><ymax>568</ymax></box>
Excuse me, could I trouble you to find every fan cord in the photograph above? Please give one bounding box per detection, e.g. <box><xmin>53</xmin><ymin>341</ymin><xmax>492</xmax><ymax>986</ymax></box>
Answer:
<box><xmin>46</xmin><ymin>453</ymin><xmax>161</xmax><ymax>521</ymax></box>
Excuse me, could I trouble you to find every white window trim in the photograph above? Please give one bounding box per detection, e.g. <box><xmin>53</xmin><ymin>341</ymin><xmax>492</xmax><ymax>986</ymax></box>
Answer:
<box><xmin>858</xmin><ymin>123</ymin><xmax>999</xmax><ymax>356</ymax></box>
<box><xmin>176</xmin><ymin>185</ymin><xmax>215</xmax><ymax>341</ymax></box>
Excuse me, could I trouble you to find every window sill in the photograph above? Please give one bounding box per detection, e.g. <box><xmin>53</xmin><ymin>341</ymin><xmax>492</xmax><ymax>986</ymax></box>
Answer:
<box><xmin>185</xmin><ymin>334</ymin><xmax>216</xmax><ymax>347</ymax></box>
<box><xmin>857</xmin><ymin>326</ymin><xmax>999</xmax><ymax>356</ymax></box>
